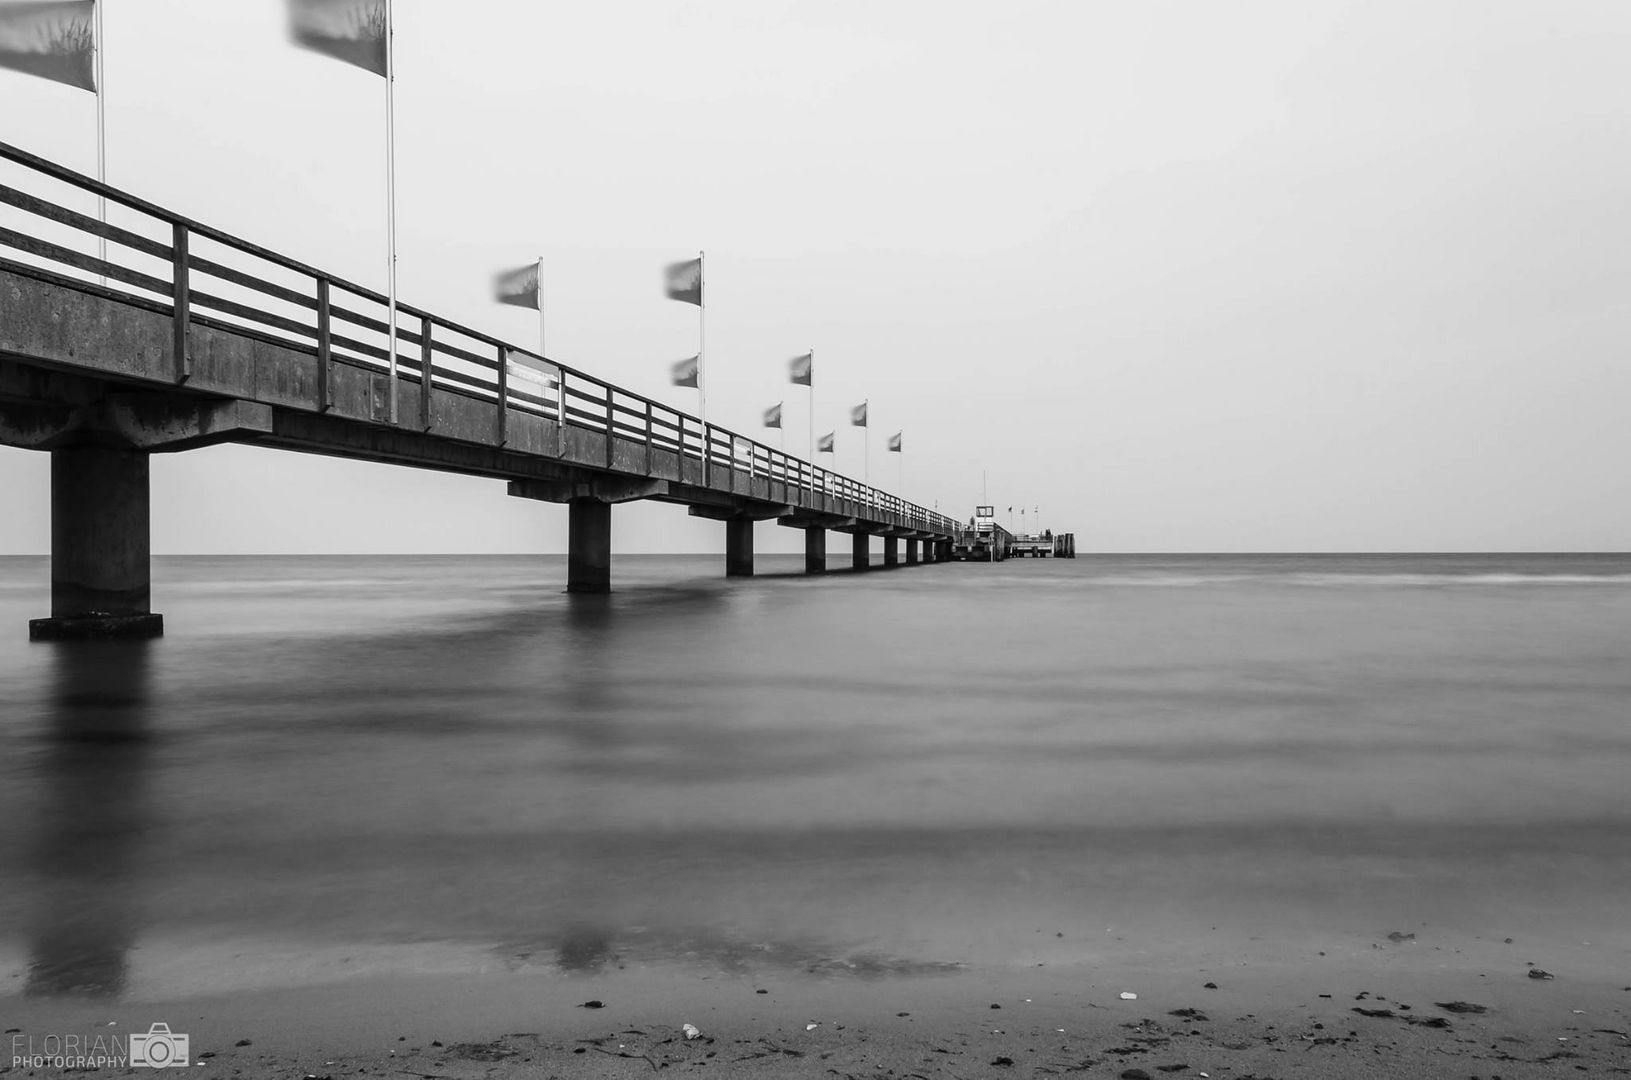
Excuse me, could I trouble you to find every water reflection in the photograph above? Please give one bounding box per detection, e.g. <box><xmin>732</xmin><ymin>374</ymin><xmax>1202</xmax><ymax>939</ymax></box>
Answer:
<box><xmin>24</xmin><ymin>641</ymin><xmax>154</xmax><ymax>997</ymax></box>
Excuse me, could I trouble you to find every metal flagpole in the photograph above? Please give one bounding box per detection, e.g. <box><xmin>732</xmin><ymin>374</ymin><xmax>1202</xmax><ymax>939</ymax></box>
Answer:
<box><xmin>697</xmin><ymin>250</ymin><xmax>707</xmax><ymax>425</ymax></box>
<box><xmin>94</xmin><ymin>0</ymin><xmax>105</xmax><ymax>283</ymax></box>
<box><xmin>384</xmin><ymin>0</ymin><xmax>399</xmax><ymax>424</ymax></box>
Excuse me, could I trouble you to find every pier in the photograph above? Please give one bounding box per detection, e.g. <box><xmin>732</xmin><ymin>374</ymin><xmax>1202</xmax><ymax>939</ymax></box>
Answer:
<box><xmin>0</xmin><ymin>143</ymin><xmax>961</xmax><ymax>639</ymax></box>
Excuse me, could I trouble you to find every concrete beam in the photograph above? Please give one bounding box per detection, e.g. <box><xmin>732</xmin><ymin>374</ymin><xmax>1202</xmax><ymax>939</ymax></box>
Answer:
<box><xmin>510</xmin><ymin>476</ymin><xmax>667</xmax><ymax>504</ymax></box>
<box><xmin>687</xmin><ymin>502</ymin><xmax>794</xmax><ymax>523</ymax></box>
<box><xmin>567</xmin><ymin>499</ymin><xmax>612</xmax><ymax>593</ymax></box>
<box><xmin>725</xmin><ymin>517</ymin><xmax>754</xmax><ymax>577</ymax></box>
<box><xmin>775</xmin><ymin>509</ymin><xmax>857</xmax><ymax>531</ymax></box>
<box><xmin>0</xmin><ymin>394</ymin><xmax>273</xmax><ymax>452</ymax></box>
<box><xmin>29</xmin><ymin>444</ymin><xmax>163</xmax><ymax>640</ymax></box>
<box><xmin>804</xmin><ymin>529</ymin><xmax>826</xmax><ymax>574</ymax></box>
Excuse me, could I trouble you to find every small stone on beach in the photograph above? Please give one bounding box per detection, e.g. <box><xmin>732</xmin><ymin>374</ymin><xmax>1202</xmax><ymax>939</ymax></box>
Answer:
<box><xmin>1120</xmin><ymin>992</ymin><xmax>1138</xmax><ymax>1000</ymax></box>
<box><xmin>1434</xmin><ymin>1001</ymin><xmax>1488</xmax><ymax>1014</ymax></box>
<box><xmin>578</xmin><ymin>1000</ymin><xmax>605</xmax><ymax>1009</ymax></box>
<box><xmin>1203</xmin><ymin>982</ymin><xmax>1217</xmax><ymax>990</ymax></box>
<box><xmin>1386</xmin><ymin>931</ymin><xmax>1415</xmax><ymax>942</ymax></box>
<box><xmin>1528</xmin><ymin>969</ymin><xmax>1555</xmax><ymax>980</ymax></box>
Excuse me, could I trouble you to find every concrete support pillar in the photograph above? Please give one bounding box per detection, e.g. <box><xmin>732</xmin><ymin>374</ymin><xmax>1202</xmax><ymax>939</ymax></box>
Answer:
<box><xmin>883</xmin><ymin>535</ymin><xmax>899</xmax><ymax>568</ymax></box>
<box><xmin>567</xmin><ymin>498</ymin><xmax>612</xmax><ymax>594</ymax></box>
<box><xmin>30</xmin><ymin>444</ymin><xmax>162</xmax><ymax>640</ymax></box>
<box><xmin>906</xmin><ymin>538</ymin><xmax>919</xmax><ymax>565</ymax></box>
<box><xmin>725</xmin><ymin>516</ymin><xmax>754</xmax><ymax>578</ymax></box>
<box><xmin>852</xmin><ymin>532</ymin><xmax>869</xmax><ymax>571</ymax></box>
<box><xmin>804</xmin><ymin>529</ymin><xmax>826</xmax><ymax>574</ymax></box>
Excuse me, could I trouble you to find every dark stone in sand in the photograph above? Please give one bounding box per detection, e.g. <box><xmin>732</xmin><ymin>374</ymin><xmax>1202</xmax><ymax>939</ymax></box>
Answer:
<box><xmin>1405</xmin><ymin>1016</ymin><xmax>1451</xmax><ymax>1029</ymax></box>
<box><xmin>1386</xmin><ymin>931</ymin><xmax>1415</xmax><ymax>942</ymax></box>
<box><xmin>579</xmin><ymin>1000</ymin><xmax>606</xmax><ymax>1008</ymax></box>
<box><xmin>1155</xmin><ymin>1067</ymin><xmax>1190</xmax><ymax>1073</ymax></box>
<box><xmin>1434</xmin><ymin>1001</ymin><xmax>1488</xmax><ymax>1014</ymax></box>
<box><xmin>573</xmin><ymin>1047</ymin><xmax>586</xmax><ymax>1054</ymax></box>
<box><xmin>1168</xmin><ymin>1009</ymin><xmax>1209</xmax><ymax>1021</ymax></box>
<box><xmin>755</xmin><ymin>989</ymin><xmax>768</xmax><ymax>994</ymax></box>
<box><xmin>234</xmin><ymin>1040</ymin><xmax>252</xmax><ymax>1047</ymax></box>
<box><xmin>1203</xmin><ymin>982</ymin><xmax>1218</xmax><ymax>989</ymax></box>
<box><xmin>1527</xmin><ymin>968</ymin><xmax>1554</xmax><ymax>980</ymax></box>
<box><xmin>430</xmin><ymin>1041</ymin><xmax>443</xmax><ymax>1048</ymax></box>
<box><xmin>990</xmin><ymin>1003</ymin><xmax>1002</xmax><ymax>1009</ymax></box>
<box><xmin>991</xmin><ymin>1056</ymin><xmax>1015</xmax><ymax>1066</ymax></box>
<box><xmin>897</xmin><ymin>1012</ymin><xmax>910</xmax><ymax>1017</ymax></box>
<box><xmin>1118</xmin><ymin>1070</ymin><xmax>1152</xmax><ymax>1080</ymax></box>
<box><xmin>1352</xmin><ymin>1008</ymin><xmax>1396</xmax><ymax>1018</ymax></box>
<box><xmin>1318</xmin><ymin>994</ymin><xmax>1332</xmax><ymax>998</ymax></box>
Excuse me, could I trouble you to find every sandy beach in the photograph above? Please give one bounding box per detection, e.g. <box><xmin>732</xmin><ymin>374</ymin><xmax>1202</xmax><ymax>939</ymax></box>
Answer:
<box><xmin>6</xmin><ymin>923</ymin><xmax>1628</xmax><ymax>1079</ymax></box>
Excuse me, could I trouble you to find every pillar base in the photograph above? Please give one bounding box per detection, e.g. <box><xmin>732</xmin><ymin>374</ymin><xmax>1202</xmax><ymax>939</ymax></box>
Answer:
<box><xmin>29</xmin><ymin>613</ymin><xmax>164</xmax><ymax>641</ymax></box>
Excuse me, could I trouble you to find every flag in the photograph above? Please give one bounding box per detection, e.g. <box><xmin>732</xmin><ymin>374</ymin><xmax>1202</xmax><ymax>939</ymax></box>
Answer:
<box><xmin>671</xmin><ymin>355</ymin><xmax>699</xmax><ymax>388</ymax></box>
<box><xmin>287</xmin><ymin>0</ymin><xmax>387</xmax><ymax>75</ymax></box>
<box><xmin>788</xmin><ymin>352</ymin><xmax>812</xmax><ymax>386</ymax></box>
<box><xmin>850</xmin><ymin>401</ymin><xmax>867</xmax><ymax>427</ymax></box>
<box><xmin>817</xmin><ymin>431</ymin><xmax>834</xmax><ymax>453</ymax></box>
<box><xmin>492</xmin><ymin>262</ymin><xmax>540</xmax><ymax>309</ymax></box>
<box><xmin>887</xmin><ymin>431</ymin><xmax>902</xmax><ymax>452</ymax></box>
<box><xmin>763</xmin><ymin>403</ymin><xmax>782</xmax><ymax>428</ymax></box>
<box><xmin>664</xmin><ymin>257</ymin><xmax>702</xmax><ymax>306</ymax></box>
<box><xmin>0</xmin><ymin>1</ymin><xmax>96</xmax><ymax>92</ymax></box>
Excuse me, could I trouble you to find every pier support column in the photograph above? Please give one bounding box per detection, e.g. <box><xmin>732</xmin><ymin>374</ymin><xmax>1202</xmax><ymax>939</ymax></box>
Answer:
<box><xmin>567</xmin><ymin>498</ymin><xmax>612</xmax><ymax>594</ymax></box>
<box><xmin>883</xmin><ymin>535</ymin><xmax>899</xmax><ymax>568</ymax></box>
<box><xmin>30</xmin><ymin>445</ymin><xmax>162</xmax><ymax>640</ymax></box>
<box><xmin>852</xmin><ymin>532</ymin><xmax>869</xmax><ymax>571</ymax></box>
<box><xmin>804</xmin><ymin>529</ymin><xmax>826</xmax><ymax>574</ymax></box>
<box><xmin>725</xmin><ymin>516</ymin><xmax>754</xmax><ymax>578</ymax></box>
<box><xmin>906</xmin><ymin>538</ymin><xmax>919</xmax><ymax>565</ymax></box>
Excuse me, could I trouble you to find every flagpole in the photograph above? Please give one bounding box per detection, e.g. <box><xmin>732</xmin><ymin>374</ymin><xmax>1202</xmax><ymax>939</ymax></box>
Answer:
<box><xmin>384</xmin><ymin>0</ymin><xmax>399</xmax><ymax>424</ymax></box>
<box><xmin>697</xmin><ymin>250</ymin><xmax>707</xmax><ymax>426</ymax></box>
<box><xmin>93</xmin><ymin>0</ymin><xmax>105</xmax><ymax>284</ymax></box>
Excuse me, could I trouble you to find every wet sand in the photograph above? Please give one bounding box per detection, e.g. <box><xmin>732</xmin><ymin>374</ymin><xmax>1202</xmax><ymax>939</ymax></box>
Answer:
<box><xmin>6</xmin><ymin>928</ymin><xmax>1628</xmax><ymax>1079</ymax></box>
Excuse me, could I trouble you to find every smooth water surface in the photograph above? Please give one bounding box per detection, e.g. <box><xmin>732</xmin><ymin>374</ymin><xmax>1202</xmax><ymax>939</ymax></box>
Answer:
<box><xmin>1</xmin><ymin>553</ymin><xmax>1628</xmax><ymax>1000</ymax></box>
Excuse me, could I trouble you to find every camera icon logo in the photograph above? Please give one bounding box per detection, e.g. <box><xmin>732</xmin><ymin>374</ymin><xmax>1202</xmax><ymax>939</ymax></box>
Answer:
<box><xmin>129</xmin><ymin>1023</ymin><xmax>190</xmax><ymax>1069</ymax></box>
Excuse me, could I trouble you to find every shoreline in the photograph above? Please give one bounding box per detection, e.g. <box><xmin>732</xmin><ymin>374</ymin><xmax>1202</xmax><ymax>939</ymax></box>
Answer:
<box><xmin>5</xmin><ymin>939</ymin><xmax>1627</xmax><ymax>1078</ymax></box>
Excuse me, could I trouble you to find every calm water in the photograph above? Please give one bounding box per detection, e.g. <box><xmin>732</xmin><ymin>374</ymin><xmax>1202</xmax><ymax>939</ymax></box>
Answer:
<box><xmin>0</xmin><ymin>553</ymin><xmax>1628</xmax><ymax>1001</ymax></box>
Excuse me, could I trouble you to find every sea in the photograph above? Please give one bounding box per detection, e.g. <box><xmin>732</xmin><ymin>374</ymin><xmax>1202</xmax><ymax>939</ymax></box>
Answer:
<box><xmin>0</xmin><ymin>552</ymin><xmax>1628</xmax><ymax>1005</ymax></box>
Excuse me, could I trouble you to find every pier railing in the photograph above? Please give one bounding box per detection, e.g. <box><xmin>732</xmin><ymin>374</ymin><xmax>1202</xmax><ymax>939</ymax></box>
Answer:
<box><xmin>0</xmin><ymin>141</ymin><xmax>958</xmax><ymax>537</ymax></box>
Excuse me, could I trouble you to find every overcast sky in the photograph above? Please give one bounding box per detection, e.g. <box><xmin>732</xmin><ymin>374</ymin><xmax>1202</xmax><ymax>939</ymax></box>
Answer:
<box><xmin>3</xmin><ymin>0</ymin><xmax>1628</xmax><ymax>553</ymax></box>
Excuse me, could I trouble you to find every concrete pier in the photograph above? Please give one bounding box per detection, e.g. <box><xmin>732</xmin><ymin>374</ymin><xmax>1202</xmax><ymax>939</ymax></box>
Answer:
<box><xmin>906</xmin><ymin>538</ymin><xmax>919</xmax><ymax>565</ymax></box>
<box><xmin>567</xmin><ymin>499</ymin><xmax>612</xmax><ymax>594</ymax></box>
<box><xmin>804</xmin><ymin>529</ymin><xmax>826</xmax><ymax>574</ymax></box>
<box><xmin>725</xmin><ymin>517</ymin><xmax>754</xmax><ymax>578</ymax></box>
<box><xmin>29</xmin><ymin>445</ymin><xmax>162</xmax><ymax>641</ymax></box>
<box><xmin>852</xmin><ymin>532</ymin><xmax>870</xmax><ymax>571</ymax></box>
<box><xmin>883</xmin><ymin>535</ymin><xmax>899</xmax><ymax>568</ymax></box>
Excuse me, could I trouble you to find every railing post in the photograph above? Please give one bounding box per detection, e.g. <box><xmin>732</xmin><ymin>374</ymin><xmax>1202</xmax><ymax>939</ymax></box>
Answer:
<box><xmin>420</xmin><ymin>320</ymin><xmax>434</xmax><ymax>432</ymax></box>
<box><xmin>496</xmin><ymin>344</ymin><xmax>509</xmax><ymax>446</ymax></box>
<box><xmin>644</xmin><ymin>401</ymin><xmax>654</xmax><ymax>473</ymax></box>
<box><xmin>556</xmin><ymin>370</ymin><xmax>567</xmax><ymax>456</ymax></box>
<box><xmin>604</xmin><ymin>385</ymin><xmax>614</xmax><ymax>468</ymax></box>
<box><xmin>315</xmin><ymin>277</ymin><xmax>331</xmax><ymax>412</ymax></box>
<box><xmin>703</xmin><ymin>423</ymin><xmax>711</xmax><ymax>488</ymax></box>
<box><xmin>171</xmin><ymin>223</ymin><xmax>190</xmax><ymax>383</ymax></box>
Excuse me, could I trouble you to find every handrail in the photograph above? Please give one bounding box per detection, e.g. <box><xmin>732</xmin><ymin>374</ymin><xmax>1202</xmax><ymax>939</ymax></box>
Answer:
<box><xmin>0</xmin><ymin>139</ymin><xmax>961</xmax><ymax>536</ymax></box>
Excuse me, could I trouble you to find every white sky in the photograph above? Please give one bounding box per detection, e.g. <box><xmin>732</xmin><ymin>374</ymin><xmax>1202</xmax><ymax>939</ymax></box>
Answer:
<box><xmin>2</xmin><ymin>0</ymin><xmax>1628</xmax><ymax>553</ymax></box>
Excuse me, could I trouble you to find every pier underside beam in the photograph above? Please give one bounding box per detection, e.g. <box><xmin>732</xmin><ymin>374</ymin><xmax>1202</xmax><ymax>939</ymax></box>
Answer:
<box><xmin>30</xmin><ymin>444</ymin><xmax>162</xmax><ymax>640</ymax></box>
